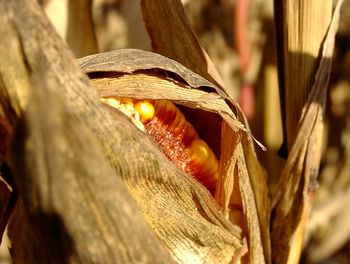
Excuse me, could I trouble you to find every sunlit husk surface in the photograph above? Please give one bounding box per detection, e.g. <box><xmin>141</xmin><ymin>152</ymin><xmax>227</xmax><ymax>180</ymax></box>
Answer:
<box><xmin>79</xmin><ymin>49</ymin><xmax>267</xmax><ymax>263</ymax></box>
<box><xmin>79</xmin><ymin>49</ymin><xmax>244</xmax><ymax>204</ymax></box>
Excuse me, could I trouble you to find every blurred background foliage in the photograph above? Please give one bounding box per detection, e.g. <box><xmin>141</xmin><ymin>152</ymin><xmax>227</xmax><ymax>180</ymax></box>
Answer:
<box><xmin>1</xmin><ymin>0</ymin><xmax>349</xmax><ymax>263</ymax></box>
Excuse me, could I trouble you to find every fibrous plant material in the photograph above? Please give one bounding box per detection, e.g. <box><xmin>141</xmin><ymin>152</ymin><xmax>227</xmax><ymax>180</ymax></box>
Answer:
<box><xmin>141</xmin><ymin>1</ymin><xmax>271</xmax><ymax>262</ymax></box>
<box><xmin>80</xmin><ymin>43</ymin><xmax>267</xmax><ymax>262</ymax></box>
<box><xmin>0</xmin><ymin>0</ymin><xmax>275</xmax><ymax>263</ymax></box>
<box><xmin>0</xmin><ymin>0</ymin><xmax>180</xmax><ymax>263</ymax></box>
<box><xmin>0</xmin><ymin>0</ymin><xmax>250</xmax><ymax>263</ymax></box>
<box><xmin>272</xmin><ymin>0</ymin><xmax>344</xmax><ymax>263</ymax></box>
<box><xmin>80</xmin><ymin>49</ymin><xmax>250</xmax><ymax>263</ymax></box>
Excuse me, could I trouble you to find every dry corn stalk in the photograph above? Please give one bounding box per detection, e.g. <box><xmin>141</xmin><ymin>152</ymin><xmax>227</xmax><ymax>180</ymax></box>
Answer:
<box><xmin>272</xmin><ymin>0</ymin><xmax>344</xmax><ymax>263</ymax></box>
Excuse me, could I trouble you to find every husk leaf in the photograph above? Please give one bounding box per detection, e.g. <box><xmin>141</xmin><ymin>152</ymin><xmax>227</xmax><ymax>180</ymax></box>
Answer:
<box><xmin>80</xmin><ymin>46</ymin><xmax>267</xmax><ymax>264</ymax></box>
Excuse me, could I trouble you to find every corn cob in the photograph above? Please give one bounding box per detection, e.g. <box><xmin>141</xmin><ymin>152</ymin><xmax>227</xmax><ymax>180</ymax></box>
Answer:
<box><xmin>101</xmin><ymin>97</ymin><xmax>219</xmax><ymax>192</ymax></box>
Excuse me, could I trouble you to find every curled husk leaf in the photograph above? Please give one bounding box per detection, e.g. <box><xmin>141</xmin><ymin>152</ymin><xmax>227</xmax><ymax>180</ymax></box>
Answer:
<box><xmin>79</xmin><ymin>49</ymin><xmax>267</xmax><ymax>263</ymax></box>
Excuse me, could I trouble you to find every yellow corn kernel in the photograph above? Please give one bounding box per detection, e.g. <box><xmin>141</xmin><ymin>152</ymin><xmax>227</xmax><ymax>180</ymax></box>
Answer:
<box><xmin>154</xmin><ymin>100</ymin><xmax>199</xmax><ymax>146</ymax></box>
<box><xmin>179</xmin><ymin>124</ymin><xmax>199</xmax><ymax>147</ymax></box>
<box><xmin>134</xmin><ymin>100</ymin><xmax>155</xmax><ymax>123</ymax></box>
<box><xmin>102</xmin><ymin>97</ymin><xmax>219</xmax><ymax>191</ymax></box>
<box><xmin>154</xmin><ymin>100</ymin><xmax>177</xmax><ymax>126</ymax></box>
<box><xmin>167</xmin><ymin>108</ymin><xmax>184</xmax><ymax>131</ymax></box>
<box><xmin>188</xmin><ymin>138</ymin><xmax>210</xmax><ymax>164</ymax></box>
<box><xmin>170</xmin><ymin>113</ymin><xmax>187</xmax><ymax>136</ymax></box>
<box><xmin>187</xmin><ymin>138</ymin><xmax>219</xmax><ymax>182</ymax></box>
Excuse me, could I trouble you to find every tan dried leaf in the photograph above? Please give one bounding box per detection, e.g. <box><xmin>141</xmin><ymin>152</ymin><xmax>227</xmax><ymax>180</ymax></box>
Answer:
<box><xmin>271</xmin><ymin>1</ymin><xmax>344</xmax><ymax>263</ymax></box>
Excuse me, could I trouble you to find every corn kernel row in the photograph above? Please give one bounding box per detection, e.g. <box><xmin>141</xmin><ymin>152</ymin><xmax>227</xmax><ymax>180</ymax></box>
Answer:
<box><xmin>101</xmin><ymin>97</ymin><xmax>219</xmax><ymax>191</ymax></box>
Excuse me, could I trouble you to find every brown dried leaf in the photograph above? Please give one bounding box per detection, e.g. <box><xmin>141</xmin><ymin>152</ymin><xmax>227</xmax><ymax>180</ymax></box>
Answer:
<box><xmin>140</xmin><ymin>0</ymin><xmax>227</xmax><ymax>93</ymax></box>
<box><xmin>274</xmin><ymin>0</ymin><xmax>332</xmax><ymax>151</ymax></box>
<box><xmin>8</xmin><ymin>71</ymin><xmax>176</xmax><ymax>263</ymax></box>
<box><xmin>271</xmin><ymin>1</ymin><xmax>344</xmax><ymax>263</ymax></box>
<box><xmin>239</xmin><ymin>113</ymin><xmax>271</xmax><ymax>264</ymax></box>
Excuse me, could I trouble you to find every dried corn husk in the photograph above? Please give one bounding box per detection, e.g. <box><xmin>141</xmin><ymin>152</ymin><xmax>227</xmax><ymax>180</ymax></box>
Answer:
<box><xmin>141</xmin><ymin>0</ymin><xmax>270</xmax><ymax>262</ymax></box>
<box><xmin>0</xmin><ymin>0</ymin><xmax>272</xmax><ymax>263</ymax></box>
<box><xmin>79</xmin><ymin>46</ymin><xmax>267</xmax><ymax>263</ymax></box>
<box><xmin>0</xmin><ymin>0</ymin><xmax>250</xmax><ymax>263</ymax></box>
<box><xmin>0</xmin><ymin>1</ymin><xmax>179</xmax><ymax>262</ymax></box>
